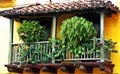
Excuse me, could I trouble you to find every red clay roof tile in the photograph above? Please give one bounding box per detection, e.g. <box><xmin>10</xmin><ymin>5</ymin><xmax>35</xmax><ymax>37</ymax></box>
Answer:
<box><xmin>0</xmin><ymin>0</ymin><xmax>119</xmax><ymax>17</ymax></box>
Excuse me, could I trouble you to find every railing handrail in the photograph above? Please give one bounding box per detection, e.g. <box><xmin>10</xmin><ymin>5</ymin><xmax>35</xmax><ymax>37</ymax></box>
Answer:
<box><xmin>11</xmin><ymin>38</ymin><xmax>102</xmax><ymax>45</ymax></box>
<box><xmin>11</xmin><ymin>41</ymin><xmax>49</xmax><ymax>45</ymax></box>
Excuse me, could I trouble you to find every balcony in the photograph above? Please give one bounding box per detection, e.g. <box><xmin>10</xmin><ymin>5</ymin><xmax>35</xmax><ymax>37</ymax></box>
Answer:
<box><xmin>5</xmin><ymin>38</ymin><xmax>115</xmax><ymax>73</ymax></box>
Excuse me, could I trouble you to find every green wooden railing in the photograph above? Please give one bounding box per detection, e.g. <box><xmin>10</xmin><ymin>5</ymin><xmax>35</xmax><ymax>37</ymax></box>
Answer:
<box><xmin>10</xmin><ymin>39</ymin><xmax>110</xmax><ymax>64</ymax></box>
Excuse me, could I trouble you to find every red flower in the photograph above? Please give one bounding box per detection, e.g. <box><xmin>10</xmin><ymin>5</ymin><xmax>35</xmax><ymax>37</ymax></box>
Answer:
<box><xmin>98</xmin><ymin>41</ymin><xmax>103</xmax><ymax>48</ymax></box>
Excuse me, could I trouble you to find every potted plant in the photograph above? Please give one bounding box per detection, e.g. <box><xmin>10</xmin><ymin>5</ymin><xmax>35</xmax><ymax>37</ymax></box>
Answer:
<box><xmin>60</xmin><ymin>16</ymin><xmax>97</xmax><ymax>56</ymax></box>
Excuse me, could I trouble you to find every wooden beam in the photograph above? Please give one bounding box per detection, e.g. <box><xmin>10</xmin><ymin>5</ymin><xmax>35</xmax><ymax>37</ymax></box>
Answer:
<box><xmin>41</xmin><ymin>66</ymin><xmax>57</xmax><ymax>73</ymax></box>
<box><xmin>60</xmin><ymin>65</ymin><xmax>74</xmax><ymax>73</ymax></box>
<box><xmin>5</xmin><ymin>64</ymin><xmax>23</xmax><ymax>73</ymax></box>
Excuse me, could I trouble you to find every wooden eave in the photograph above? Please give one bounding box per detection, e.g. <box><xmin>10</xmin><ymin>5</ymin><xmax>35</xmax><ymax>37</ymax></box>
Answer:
<box><xmin>0</xmin><ymin>0</ymin><xmax>119</xmax><ymax>19</ymax></box>
<box><xmin>4</xmin><ymin>7</ymin><xmax>106</xmax><ymax>19</ymax></box>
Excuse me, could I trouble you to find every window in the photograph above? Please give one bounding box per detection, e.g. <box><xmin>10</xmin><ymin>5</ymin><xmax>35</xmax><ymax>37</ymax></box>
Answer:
<box><xmin>20</xmin><ymin>17</ymin><xmax>52</xmax><ymax>40</ymax></box>
<box><xmin>38</xmin><ymin>18</ymin><xmax>52</xmax><ymax>40</ymax></box>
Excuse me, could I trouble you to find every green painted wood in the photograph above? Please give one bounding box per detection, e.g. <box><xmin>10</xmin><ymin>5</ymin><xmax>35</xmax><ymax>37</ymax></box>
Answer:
<box><xmin>52</xmin><ymin>16</ymin><xmax>57</xmax><ymax>63</ymax></box>
<box><xmin>100</xmin><ymin>12</ymin><xmax>105</xmax><ymax>62</ymax></box>
<box><xmin>52</xmin><ymin>16</ymin><xmax>57</xmax><ymax>38</ymax></box>
<box><xmin>9</xmin><ymin>19</ymin><xmax>14</xmax><ymax>64</ymax></box>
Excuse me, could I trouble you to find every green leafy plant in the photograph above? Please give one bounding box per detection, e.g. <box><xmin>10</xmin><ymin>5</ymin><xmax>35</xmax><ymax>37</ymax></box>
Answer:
<box><xmin>18</xmin><ymin>43</ymin><xmax>48</xmax><ymax>65</ymax></box>
<box><xmin>17</xmin><ymin>20</ymin><xmax>46</xmax><ymax>43</ymax></box>
<box><xmin>103</xmin><ymin>39</ymin><xmax>117</xmax><ymax>53</ymax></box>
<box><xmin>17</xmin><ymin>38</ymin><xmax>65</xmax><ymax>66</ymax></box>
<box><xmin>17</xmin><ymin>20</ymin><xmax>65</xmax><ymax>65</ymax></box>
<box><xmin>60</xmin><ymin>16</ymin><xmax>97</xmax><ymax>56</ymax></box>
<box><xmin>20</xmin><ymin>44</ymin><xmax>40</xmax><ymax>65</ymax></box>
<box><xmin>17</xmin><ymin>20</ymin><xmax>47</xmax><ymax>67</ymax></box>
<box><xmin>41</xmin><ymin>38</ymin><xmax>65</xmax><ymax>63</ymax></box>
<box><xmin>94</xmin><ymin>39</ymin><xmax>118</xmax><ymax>59</ymax></box>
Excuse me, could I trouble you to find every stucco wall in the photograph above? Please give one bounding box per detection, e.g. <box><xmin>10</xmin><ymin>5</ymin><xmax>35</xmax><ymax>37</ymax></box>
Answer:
<box><xmin>105</xmin><ymin>12</ymin><xmax>120</xmax><ymax>73</ymax></box>
<box><xmin>57</xmin><ymin>13</ymin><xmax>74</xmax><ymax>39</ymax></box>
<box><xmin>13</xmin><ymin>20</ymin><xmax>23</xmax><ymax>43</ymax></box>
<box><xmin>0</xmin><ymin>16</ymin><xmax>10</xmax><ymax>73</ymax></box>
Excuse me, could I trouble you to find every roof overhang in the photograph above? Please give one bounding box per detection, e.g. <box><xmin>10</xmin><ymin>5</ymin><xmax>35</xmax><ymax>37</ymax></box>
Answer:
<box><xmin>0</xmin><ymin>0</ymin><xmax>119</xmax><ymax>18</ymax></box>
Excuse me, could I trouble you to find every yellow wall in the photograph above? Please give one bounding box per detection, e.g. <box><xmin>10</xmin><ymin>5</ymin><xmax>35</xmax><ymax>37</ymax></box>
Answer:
<box><xmin>0</xmin><ymin>0</ymin><xmax>15</xmax><ymax>8</ymax></box>
<box><xmin>13</xmin><ymin>20</ymin><xmax>23</xmax><ymax>43</ymax></box>
<box><xmin>57</xmin><ymin>14</ymin><xmax>74</xmax><ymax>38</ymax></box>
<box><xmin>105</xmin><ymin>12</ymin><xmax>120</xmax><ymax>73</ymax></box>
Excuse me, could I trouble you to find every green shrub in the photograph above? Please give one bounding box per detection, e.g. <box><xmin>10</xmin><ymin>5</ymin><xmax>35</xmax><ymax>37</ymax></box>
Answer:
<box><xmin>17</xmin><ymin>20</ymin><xmax>46</xmax><ymax>43</ymax></box>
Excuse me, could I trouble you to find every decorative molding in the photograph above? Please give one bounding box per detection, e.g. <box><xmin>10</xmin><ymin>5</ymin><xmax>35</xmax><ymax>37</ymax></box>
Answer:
<box><xmin>5</xmin><ymin>64</ymin><xmax>23</xmax><ymax>73</ymax></box>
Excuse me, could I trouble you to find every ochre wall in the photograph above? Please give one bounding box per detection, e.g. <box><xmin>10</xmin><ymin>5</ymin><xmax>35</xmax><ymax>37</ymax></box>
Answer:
<box><xmin>104</xmin><ymin>12</ymin><xmax>120</xmax><ymax>73</ymax></box>
<box><xmin>56</xmin><ymin>13</ymin><xmax>74</xmax><ymax>39</ymax></box>
<box><xmin>0</xmin><ymin>0</ymin><xmax>15</xmax><ymax>8</ymax></box>
<box><xmin>13</xmin><ymin>20</ymin><xmax>23</xmax><ymax>43</ymax></box>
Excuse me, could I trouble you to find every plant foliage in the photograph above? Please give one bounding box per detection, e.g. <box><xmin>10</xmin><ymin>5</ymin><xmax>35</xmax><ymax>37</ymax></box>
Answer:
<box><xmin>18</xmin><ymin>38</ymin><xmax>65</xmax><ymax>65</ymax></box>
<box><xmin>104</xmin><ymin>39</ymin><xmax>118</xmax><ymax>53</ymax></box>
<box><xmin>48</xmin><ymin>38</ymin><xmax>65</xmax><ymax>60</ymax></box>
<box><xmin>60</xmin><ymin>16</ymin><xmax>97</xmax><ymax>55</ymax></box>
<box><xmin>17</xmin><ymin>20</ymin><xmax>46</xmax><ymax>43</ymax></box>
<box><xmin>40</xmin><ymin>38</ymin><xmax>65</xmax><ymax>63</ymax></box>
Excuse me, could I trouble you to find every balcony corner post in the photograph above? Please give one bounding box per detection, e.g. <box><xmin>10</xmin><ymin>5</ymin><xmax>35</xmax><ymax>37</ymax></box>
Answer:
<box><xmin>52</xmin><ymin>15</ymin><xmax>57</xmax><ymax>63</ymax></box>
<box><xmin>9</xmin><ymin>19</ymin><xmax>14</xmax><ymax>64</ymax></box>
<box><xmin>100</xmin><ymin>12</ymin><xmax>105</xmax><ymax>62</ymax></box>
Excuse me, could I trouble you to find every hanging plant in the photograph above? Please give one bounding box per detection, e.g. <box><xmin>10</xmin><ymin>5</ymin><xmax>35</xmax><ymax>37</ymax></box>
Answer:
<box><xmin>17</xmin><ymin>20</ymin><xmax>46</xmax><ymax>43</ymax></box>
<box><xmin>60</xmin><ymin>16</ymin><xmax>97</xmax><ymax>55</ymax></box>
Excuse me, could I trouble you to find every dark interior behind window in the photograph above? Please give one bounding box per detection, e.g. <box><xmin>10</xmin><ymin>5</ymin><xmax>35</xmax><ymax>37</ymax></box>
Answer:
<box><xmin>76</xmin><ymin>13</ymin><xmax>100</xmax><ymax>37</ymax></box>
<box><xmin>20</xmin><ymin>17</ymin><xmax>52</xmax><ymax>40</ymax></box>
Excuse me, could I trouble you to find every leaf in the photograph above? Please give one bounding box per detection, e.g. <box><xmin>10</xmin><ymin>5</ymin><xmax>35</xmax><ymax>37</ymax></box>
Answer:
<box><xmin>89</xmin><ymin>47</ymin><xmax>96</xmax><ymax>54</ymax></box>
<box><xmin>31</xmin><ymin>60</ymin><xmax>38</xmax><ymax>65</ymax></box>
